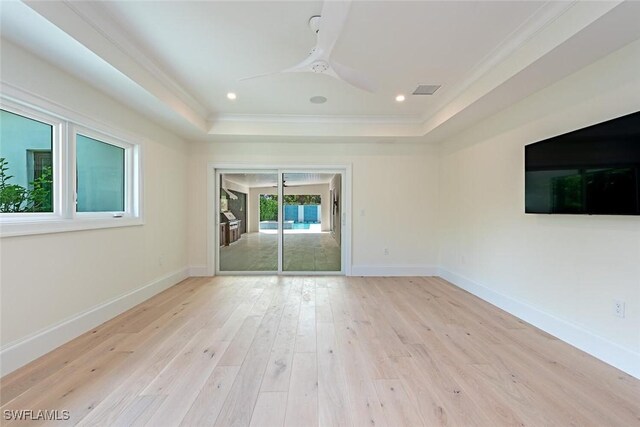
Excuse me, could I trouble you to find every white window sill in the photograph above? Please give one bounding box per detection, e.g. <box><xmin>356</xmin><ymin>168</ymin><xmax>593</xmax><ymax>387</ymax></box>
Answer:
<box><xmin>0</xmin><ymin>217</ymin><xmax>143</xmax><ymax>238</ymax></box>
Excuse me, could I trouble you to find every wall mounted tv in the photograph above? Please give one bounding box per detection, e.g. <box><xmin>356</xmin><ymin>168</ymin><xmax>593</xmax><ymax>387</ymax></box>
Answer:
<box><xmin>525</xmin><ymin>111</ymin><xmax>640</xmax><ymax>215</ymax></box>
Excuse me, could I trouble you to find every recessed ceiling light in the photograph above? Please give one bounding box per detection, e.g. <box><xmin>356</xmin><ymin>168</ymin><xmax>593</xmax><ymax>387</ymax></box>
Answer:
<box><xmin>395</xmin><ymin>94</ymin><xmax>405</xmax><ymax>102</ymax></box>
<box><xmin>227</xmin><ymin>92</ymin><xmax>237</xmax><ymax>100</ymax></box>
<box><xmin>310</xmin><ymin>96</ymin><xmax>327</xmax><ymax>104</ymax></box>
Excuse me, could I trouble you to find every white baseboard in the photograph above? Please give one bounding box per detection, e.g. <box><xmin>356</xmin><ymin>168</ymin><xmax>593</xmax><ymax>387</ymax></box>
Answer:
<box><xmin>438</xmin><ymin>268</ymin><xmax>640</xmax><ymax>379</ymax></box>
<box><xmin>188</xmin><ymin>265</ymin><xmax>212</xmax><ymax>277</ymax></box>
<box><xmin>350</xmin><ymin>265</ymin><xmax>438</xmax><ymax>277</ymax></box>
<box><xmin>0</xmin><ymin>268</ymin><xmax>189</xmax><ymax>377</ymax></box>
<box><xmin>4</xmin><ymin>265</ymin><xmax>637</xmax><ymax>380</ymax></box>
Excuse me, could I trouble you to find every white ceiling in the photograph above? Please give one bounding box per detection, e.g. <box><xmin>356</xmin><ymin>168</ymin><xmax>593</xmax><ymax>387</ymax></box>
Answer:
<box><xmin>2</xmin><ymin>1</ymin><xmax>640</xmax><ymax>142</ymax></box>
<box><xmin>223</xmin><ymin>173</ymin><xmax>334</xmax><ymax>189</ymax></box>
<box><xmin>0</xmin><ymin>0</ymin><xmax>206</xmax><ymax>140</ymax></box>
<box><xmin>100</xmin><ymin>1</ymin><xmax>542</xmax><ymax>117</ymax></box>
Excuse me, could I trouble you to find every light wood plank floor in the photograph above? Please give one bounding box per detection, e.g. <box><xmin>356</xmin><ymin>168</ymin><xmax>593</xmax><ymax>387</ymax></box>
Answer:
<box><xmin>1</xmin><ymin>276</ymin><xmax>639</xmax><ymax>426</ymax></box>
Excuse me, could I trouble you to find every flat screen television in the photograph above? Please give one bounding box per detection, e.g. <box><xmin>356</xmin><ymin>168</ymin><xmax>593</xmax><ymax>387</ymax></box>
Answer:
<box><xmin>525</xmin><ymin>111</ymin><xmax>640</xmax><ymax>215</ymax></box>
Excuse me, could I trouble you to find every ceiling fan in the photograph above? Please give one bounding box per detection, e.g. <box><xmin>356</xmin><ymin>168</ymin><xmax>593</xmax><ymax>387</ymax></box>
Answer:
<box><xmin>240</xmin><ymin>0</ymin><xmax>376</xmax><ymax>93</ymax></box>
<box><xmin>270</xmin><ymin>181</ymin><xmax>309</xmax><ymax>188</ymax></box>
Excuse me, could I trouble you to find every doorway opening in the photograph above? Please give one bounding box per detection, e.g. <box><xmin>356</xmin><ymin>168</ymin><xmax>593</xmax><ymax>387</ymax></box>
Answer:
<box><xmin>214</xmin><ymin>168</ymin><xmax>347</xmax><ymax>275</ymax></box>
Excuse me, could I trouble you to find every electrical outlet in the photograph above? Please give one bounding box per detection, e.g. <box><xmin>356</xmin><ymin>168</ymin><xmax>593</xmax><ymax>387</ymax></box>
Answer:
<box><xmin>383</xmin><ymin>248</ymin><xmax>389</xmax><ymax>256</ymax></box>
<box><xmin>613</xmin><ymin>300</ymin><xmax>625</xmax><ymax>318</ymax></box>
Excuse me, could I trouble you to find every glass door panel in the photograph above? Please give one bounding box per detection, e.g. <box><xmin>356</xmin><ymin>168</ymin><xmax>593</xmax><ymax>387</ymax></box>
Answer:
<box><xmin>219</xmin><ymin>172</ymin><xmax>278</xmax><ymax>272</ymax></box>
<box><xmin>282</xmin><ymin>172</ymin><xmax>341</xmax><ymax>272</ymax></box>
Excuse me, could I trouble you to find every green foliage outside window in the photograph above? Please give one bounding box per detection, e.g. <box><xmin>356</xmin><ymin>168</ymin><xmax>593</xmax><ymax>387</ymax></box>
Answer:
<box><xmin>0</xmin><ymin>157</ymin><xmax>53</xmax><ymax>212</ymax></box>
<box><xmin>259</xmin><ymin>194</ymin><xmax>321</xmax><ymax>221</ymax></box>
<box><xmin>260</xmin><ymin>195</ymin><xmax>278</xmax><ymax>221</ymax></box>
<box><xmin>283</xmin><ymin>195</ymin><xmax>321</xmax><ymax>205</ymax></box>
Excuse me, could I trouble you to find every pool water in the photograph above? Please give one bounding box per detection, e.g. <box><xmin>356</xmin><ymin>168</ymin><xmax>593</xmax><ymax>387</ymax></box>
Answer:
<box><xmin>291</xmin><ymin>223</ymin><xmax>312</xmax><ymax>229</ymax></box>
<box><xmin>259</xmin><ymin>221</ymin><xmax>320</xmax><ymax>230</ymax></box>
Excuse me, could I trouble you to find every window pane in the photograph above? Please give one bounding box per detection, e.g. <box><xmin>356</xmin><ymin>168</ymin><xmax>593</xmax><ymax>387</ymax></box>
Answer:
<box><xmin>76</xmin><ymin>134</ymin><xmax>124</xmax><ymax>212</ymax></box>
<box><xmin>282</xmin><ymin>173</ymin><xmax>340</xmax><ymax>272</ymax></box>
<box><xmin>0</xmin><ymin>109</ymin><xmax>53</xmax><ymax>213</ymax></box>
<box><xmin>219</xmin><ymin>173</ymin><xmax>278</xmax><ymax>272</ymax></box>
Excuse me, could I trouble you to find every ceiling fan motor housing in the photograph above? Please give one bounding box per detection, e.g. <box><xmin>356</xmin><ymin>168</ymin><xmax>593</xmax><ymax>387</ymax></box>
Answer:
<box><xmin>309</xmin><ymin>15</ymin><xmax>321</xmax><ymax>34</ymax></box>
<box><xmin>240</xmin><ymin>3</ymin><xmax>375</xmax><ymax>92</ymax></box>
<box><xmin>311</xmin><ymin>60</ymin><xmax>329</xmax><ymax>73</ymax></box>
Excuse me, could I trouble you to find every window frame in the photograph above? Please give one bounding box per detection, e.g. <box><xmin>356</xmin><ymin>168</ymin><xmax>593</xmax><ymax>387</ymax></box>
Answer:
<box><xmin>72</xmin><ymin>125</ymin><xmax>139</xmax><ymax>220</ymax></box>
<box><xmin>0</xmin><ymin>101</ymin><xmax>65</xmax><ymax>222</ymax></box>
<box><xmin>0</xmin><ymin>97</ymin><xmax>143</xmax><ymax>237</ymax></box>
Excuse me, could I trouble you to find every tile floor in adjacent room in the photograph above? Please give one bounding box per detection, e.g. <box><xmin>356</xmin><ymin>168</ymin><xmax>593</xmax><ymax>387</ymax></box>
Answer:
<box><xmin>219</xmin><ymin>232</ymin><xmax>341</xmax><ymax>272</ymax></box>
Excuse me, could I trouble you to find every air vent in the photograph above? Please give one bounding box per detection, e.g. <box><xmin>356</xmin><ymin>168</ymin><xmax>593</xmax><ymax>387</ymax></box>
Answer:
<box><xmin>412</xmin><ymin>84</ymin><xmax>441</xmax><ymax>95</ymax></box>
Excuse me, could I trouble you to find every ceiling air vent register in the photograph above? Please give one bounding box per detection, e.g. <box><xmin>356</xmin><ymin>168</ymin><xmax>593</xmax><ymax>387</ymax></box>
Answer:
<box><xmin>412</xmin><ymin>85</ymin><xmax>441</xmax><ymax>95</ymax></box>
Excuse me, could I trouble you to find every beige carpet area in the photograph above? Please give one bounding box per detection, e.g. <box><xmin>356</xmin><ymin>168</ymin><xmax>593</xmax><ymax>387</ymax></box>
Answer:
<box><xmin>219</xmin><ymin>232</ymin><xmax>341</xmax><ymax>272</ymax></box>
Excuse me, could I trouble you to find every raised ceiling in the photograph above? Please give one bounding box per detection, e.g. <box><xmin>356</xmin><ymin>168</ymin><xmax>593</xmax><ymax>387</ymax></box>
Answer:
<box><xmin>2</xmin><ymin>1</ymin><xmax>640</xmax><ymax>142</ymax></box>
<box><xmin>223</xmin><ymin>173</ymin><xmax>334</xmax><ymax>189</ymax></box>
<box><xmin>101</xmin><ymin>1</ymin><xmax>541</xmax><ymax>117</ymax></box>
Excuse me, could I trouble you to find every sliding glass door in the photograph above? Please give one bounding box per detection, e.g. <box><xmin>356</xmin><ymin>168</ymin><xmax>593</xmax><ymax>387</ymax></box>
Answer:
<box><xmin>282</xmin><ymin>172</ymin><xmax>341</xmax><ymax>272</ymax></box>
<box><xmin>216</xmin><ymin>168</ymin><xmax>343</xmax><ymax>274</ymax></box>
<box><xmin>218</xmin><ymin>171</ymin><xmax>278</xmax><ymax>273</ymax></box>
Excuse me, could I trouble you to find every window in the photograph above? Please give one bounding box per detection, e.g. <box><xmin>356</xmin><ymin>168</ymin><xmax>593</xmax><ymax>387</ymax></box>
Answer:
<box><xmin>76</xmin><ymin>134</ymin><xmax>125</xmax><ymax>213</ymax></box>
<box><xmin>0</xmin><ymin>99</ymin><xmax>142</xmax><ymax>236</ymax></box>
<box><xmin>0</xmin><ymin>109</ymin><xmax>54</xmax><ymax>213</ymax></box>
<box><xmin>29</xmin><ymin>150</ymin><xmax>53</xmax><ymax>181</ymax></box>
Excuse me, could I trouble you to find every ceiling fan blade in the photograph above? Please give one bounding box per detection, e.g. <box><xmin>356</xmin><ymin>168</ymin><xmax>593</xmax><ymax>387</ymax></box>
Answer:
<box><xmin>240</xmin><ymin>48</ymin><xmax>323</xmax><ymax>81</ymax></box>
<box><xmin>238</xmin><ymin>71</ymin><xmax>283</xmax><ymax>82</ymax></box>
<box><xmin>281</xmin><ymin>48</ymin><xmax>323</xmax><ymax>73</ymax></box>
<box><xmin>329</xmin><ymin>60</ymin><xmax>376</xmax><ymax>93</ymax></box>
<box><xmin>316</xmin><ymin>0</ymin><xmax>351</xmax><ymax>57</ymax></box>
<box><xmin>240</xmin><ymin>0</ymin><xmax>373</xmax><ymax>92</ymax></box>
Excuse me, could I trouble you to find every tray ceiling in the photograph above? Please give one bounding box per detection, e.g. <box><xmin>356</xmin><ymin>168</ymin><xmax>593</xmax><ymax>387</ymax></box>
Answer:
<box><xmin>2</xmin><ymin>1</ymin><xmax>640</xmax><ymax>142</ymax></box>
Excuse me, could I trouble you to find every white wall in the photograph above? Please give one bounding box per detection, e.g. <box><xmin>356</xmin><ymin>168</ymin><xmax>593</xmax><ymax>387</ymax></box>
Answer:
<box><xmin>187</xmin><ymin>142</ymin><xmax>440</xmax><ymax>275</ymax></box>
<box><xmin>0</xmin><ymin>40</ymin><xmax>190</xmax><ymax>373</ymax></box>
<box><xmin>438</xmin><ymin>38</ymin><xmax>640</xmax><ymax>376</ymax></box>
<box><xmin>4</xmin><ymin>32</ymin><xmax>637</xmax><ymax>380</ymax></box>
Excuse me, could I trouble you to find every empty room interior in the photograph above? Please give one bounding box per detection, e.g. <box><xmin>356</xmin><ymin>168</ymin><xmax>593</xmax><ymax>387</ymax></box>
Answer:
<box><xmin>1</xmin><ymin>1</ymin><xmax>639</xmax><ymax>426</ymax></box>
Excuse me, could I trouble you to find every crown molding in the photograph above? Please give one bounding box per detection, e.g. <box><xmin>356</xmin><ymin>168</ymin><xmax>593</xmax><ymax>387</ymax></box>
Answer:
<box><xmin>208</xmin><ymin>114</ymin><xmax>424</xmax><ymax>137</ymax></box>
<box><xmin>420</xmin><ymin>0</ymin><xmax>622</xmax><ymax>138</ymax></box>
<box><xmin>22</xmin><ymin>0</ymin><xmax>627</xmax><ymax>141</ymax></box>
<box><xmin>212</xmin><ymin>113</ymin><xmax>423</xmax><ymax>124</ymax></box>
<box><xmin>419</xmin><ymin>1</ymin><xmax>578</xmax><ymax>125</ymax></box>
<box><xmin>24</xmin><ymin>0</ymin><xmax>211</xmax><ymax>132</ymax></box>
<box><xmin>205</xmin><ymin>1</ymin><xmax>622</xmax><ymax>138</ymax></box>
